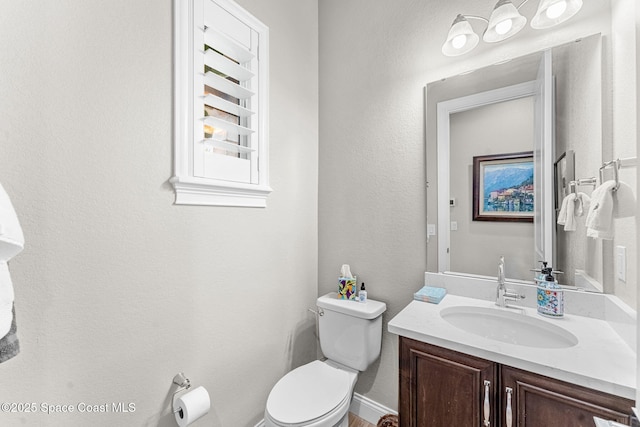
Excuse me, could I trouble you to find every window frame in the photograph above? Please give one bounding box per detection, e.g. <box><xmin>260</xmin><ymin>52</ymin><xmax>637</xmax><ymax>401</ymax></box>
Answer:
<box><xmin>172</xmin><ymin>0</ymin><xmax>271</xmax><ymax>207</ymax></box>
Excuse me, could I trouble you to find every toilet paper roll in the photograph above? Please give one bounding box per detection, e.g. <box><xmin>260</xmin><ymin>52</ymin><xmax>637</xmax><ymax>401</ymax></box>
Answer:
<box><xmin>173</xmin><ymin>386</ymin><xmax>210</xmax><ymax>427</ymax></box>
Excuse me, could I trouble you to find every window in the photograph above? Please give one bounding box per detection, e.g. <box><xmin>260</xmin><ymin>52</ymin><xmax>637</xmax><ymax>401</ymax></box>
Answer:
<box><xmin>172</xmin><ymin>0</ymin><xmax>270</xmax><ymax>207</ymax></box>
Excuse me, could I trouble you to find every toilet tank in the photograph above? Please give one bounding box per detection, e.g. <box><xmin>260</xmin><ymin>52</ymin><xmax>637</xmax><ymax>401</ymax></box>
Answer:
<box><xmin>316</xmin><ymin>292</ymin><xmax>386</xmax><ymax>372</ymax></box>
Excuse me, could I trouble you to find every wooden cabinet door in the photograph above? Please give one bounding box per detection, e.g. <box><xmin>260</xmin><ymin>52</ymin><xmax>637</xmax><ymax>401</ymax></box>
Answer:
<box><xmin>501</xmin><ymin>366</ymin><xmax>634</xmax><ymax>426</ymax></box>
<box><xmin>399</xmin><ymin>337</ymin><xmax>497</xmax><ymax>427</ymax></box>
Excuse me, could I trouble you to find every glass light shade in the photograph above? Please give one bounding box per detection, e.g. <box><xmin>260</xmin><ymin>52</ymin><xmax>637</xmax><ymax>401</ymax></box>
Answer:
<box><xmin>531</xmin><ymin>0</ymin><xmax>583</xmax><ymax>29</ymax></box>
<box><xmin>483</xmin><ymin>0</ymin><xmax>527</xmax><ymax>43</ymax></box>
<box><xmin>442</xmin><ymin>15</ymin><xmax>479</xmax><ymax>57</ymax></box>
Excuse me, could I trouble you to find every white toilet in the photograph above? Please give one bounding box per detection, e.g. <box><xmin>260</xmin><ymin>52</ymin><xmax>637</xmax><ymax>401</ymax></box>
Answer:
<box><xmin>264</xmin><ymin>292</ymin><xmax>386</xmax><ymax>427</ymax></box>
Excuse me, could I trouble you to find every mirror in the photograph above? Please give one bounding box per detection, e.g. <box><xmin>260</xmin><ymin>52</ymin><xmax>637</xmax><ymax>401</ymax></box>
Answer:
<box><xmin>426</xmin><ymin>34</ymin><xmax>611</xmax><ymax>291</ymax></box>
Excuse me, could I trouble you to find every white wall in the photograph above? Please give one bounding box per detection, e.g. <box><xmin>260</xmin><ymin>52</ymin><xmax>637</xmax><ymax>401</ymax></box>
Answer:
<box><xmin>636</xmin><ymin>0</ymin><xmax>640</xmax><ymax>407</ymax></box>
<box><xmin>553</xmin><ymin>35</ymin><xmax>605</xmax><ymax>290</ymax></box>
<box><xmin>450</xmin><ymin>98</ymin><xmax>535</xmax><ymax>280</ymax></box>
<box><xmin>318</xmin><ymin>0</ymin><xmax>431</xmax><ymax>409</ymax></box>
<box><xmin>0</xmin><ymin>0</ymin><xmax>318</xmax><ymax>426</ymax></box>
<box><xmin>319</xmin><ymin>0</ymin><xmax>632</xmax><ymax>412</ymax></box>
<box><xmin>0</xmin><ymin>0</ymin><xmax>635</xmax><ymax>424</ymax></box>
<box><xmin>611</xmin><ymin>0</ymin><xmax>638</xmax><ymax>309</ymax></box>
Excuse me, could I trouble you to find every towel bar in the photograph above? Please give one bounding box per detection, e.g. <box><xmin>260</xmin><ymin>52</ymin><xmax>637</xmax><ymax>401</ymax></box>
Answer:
<box><xmin>568</xmin><ymin>177</ymin><xmax>597</xmax><ymax>194</ymax></box>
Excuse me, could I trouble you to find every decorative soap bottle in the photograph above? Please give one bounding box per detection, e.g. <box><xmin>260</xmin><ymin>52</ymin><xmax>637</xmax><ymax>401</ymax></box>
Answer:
<box><xmin>535</xmin><ymin>262</ymin><xmax>564</xmax><ymax>317</ymax></box>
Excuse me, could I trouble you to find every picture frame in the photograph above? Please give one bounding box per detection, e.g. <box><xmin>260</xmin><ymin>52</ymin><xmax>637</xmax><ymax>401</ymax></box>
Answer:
<box><xmin>472</xmin><ymin>151</ymin><xmax>534</xmax><ymax>222</ymax></box>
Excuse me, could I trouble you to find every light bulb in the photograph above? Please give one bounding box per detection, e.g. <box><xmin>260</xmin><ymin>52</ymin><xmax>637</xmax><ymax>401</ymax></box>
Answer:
<box><xmin>495</xmin><ymin>19</ymin><xmax>513</xmax><ymax>35</ymax></box>
<box><xmin>546</xmin><ymin>1</ymin><xmax>567</xmax><ymax>19</ymax></box>
<box><xmin>452</xmin><ymin>34</ymin><xmax>467</xmax><ymax>49</ymax></box>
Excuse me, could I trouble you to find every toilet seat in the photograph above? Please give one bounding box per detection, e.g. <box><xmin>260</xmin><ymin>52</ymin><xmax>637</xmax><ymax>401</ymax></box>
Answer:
<box><xmin>265</xmin><ymin>360</ymin><xmax>354</xmax><ymax>426</ymax></box>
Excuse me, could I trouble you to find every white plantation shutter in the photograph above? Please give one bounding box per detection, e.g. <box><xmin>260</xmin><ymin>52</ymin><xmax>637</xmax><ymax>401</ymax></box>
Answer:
<box><xmin>173</xmin><ymin>0</ymin><xmax>270</xmax><ymax>207</ymax></box>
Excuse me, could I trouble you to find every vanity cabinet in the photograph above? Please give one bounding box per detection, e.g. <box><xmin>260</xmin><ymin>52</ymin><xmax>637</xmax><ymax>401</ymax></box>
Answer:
<box><xmin>399</xmin><ymin>337</ymin><xmax>634</xmax><ymax>427</ymax></box>
<box><xmin>501</xmin><ymin>366</ymin><xmax>633</xmax><ymax>426</ymax></box>
<box><xmin>399</xmin><ymin>337</ymin><xmax>497</xmax><ymax>426</ymax></box>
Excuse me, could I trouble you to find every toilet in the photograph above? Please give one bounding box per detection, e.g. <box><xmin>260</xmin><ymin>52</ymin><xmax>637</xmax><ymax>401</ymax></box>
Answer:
<box><xmin>264</xmin><ymin>292</ymin><xmax>386</xmax><ymax>427</ymax></box>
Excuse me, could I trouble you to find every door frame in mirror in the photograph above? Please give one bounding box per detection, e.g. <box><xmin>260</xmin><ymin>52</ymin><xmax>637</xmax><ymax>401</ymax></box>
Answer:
<box><xmin>436</xmin><ymin>80</ymin><xmax>538</xmax><ymax>273</ymax></box>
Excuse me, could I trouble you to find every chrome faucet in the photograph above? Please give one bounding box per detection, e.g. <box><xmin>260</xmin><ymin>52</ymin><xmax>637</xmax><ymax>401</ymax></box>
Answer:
<box><xmin>496</xmin><ymin>256</ymin><xmax>525</xmax><ymax>308</ymax></box>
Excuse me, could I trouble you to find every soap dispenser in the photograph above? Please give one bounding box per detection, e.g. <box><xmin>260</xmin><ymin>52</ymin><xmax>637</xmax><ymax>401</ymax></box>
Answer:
<box><xmin>535</xmin><ymin>262</ymin><xmax>564</xmax><ymax>317</ymax></box>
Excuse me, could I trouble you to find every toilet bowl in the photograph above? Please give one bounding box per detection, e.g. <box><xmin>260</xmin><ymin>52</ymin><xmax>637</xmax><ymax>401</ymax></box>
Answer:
<box><xmin>264</xmin><ymin>360</ymin><xmax>357</xmax><ymax>427</ymax></box>
<box><xmin>264</xmin><ymin>293</ymin><xmax>386</xmax><ymax>427</ymax></box>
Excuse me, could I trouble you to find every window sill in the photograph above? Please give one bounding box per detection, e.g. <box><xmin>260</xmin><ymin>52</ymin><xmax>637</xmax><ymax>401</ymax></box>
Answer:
<box><xmin>170</xmin><ymin>176</ymin><xmax>272</xmax><ymax>208</ymax></box>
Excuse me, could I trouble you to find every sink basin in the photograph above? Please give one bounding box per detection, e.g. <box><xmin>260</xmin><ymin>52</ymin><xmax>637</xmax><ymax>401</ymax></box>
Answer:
<box><xmin>440</xmin><ymin>306</ymin><xmax>579</xmax><ymax>349</ymax></box>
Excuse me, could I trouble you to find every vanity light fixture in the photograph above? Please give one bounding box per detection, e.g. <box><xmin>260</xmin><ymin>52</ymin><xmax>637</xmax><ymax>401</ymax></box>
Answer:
<box><xmin>442</xmin><ymin>0</ymin><xmax>583</xmax><ymax>57</ymax></box>
<box><xmin>484</xmin><ymin>0</ymin><xmax>528</xmax><ymax>43</ymax></box>
<box><xmin>530</xmin><ymin>0</ymin><xmax>583</xmax><ymax>29</ymax></box>
<box><xmin>441</xmin><ymin>14</ymin><xmax>483</xmax><ymax>57</ymax></box>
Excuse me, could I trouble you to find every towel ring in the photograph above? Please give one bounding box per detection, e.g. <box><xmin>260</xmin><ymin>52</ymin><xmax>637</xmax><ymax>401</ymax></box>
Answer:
<box><xmin>599</xmin><ymin>159</ymin><xmax>621</xmax><ymax>191</ymax></box>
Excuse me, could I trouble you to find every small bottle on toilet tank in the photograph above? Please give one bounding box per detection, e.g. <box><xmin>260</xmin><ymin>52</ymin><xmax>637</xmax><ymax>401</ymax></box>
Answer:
<box><xmin>359</xmin><ymin>283</ymin><xmax>367</xmax><ymax>303</ymax></box>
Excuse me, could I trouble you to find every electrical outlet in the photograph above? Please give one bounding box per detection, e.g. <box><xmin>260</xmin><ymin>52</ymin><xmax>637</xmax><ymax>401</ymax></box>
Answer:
<box><xmin>616</xmin><ymin>246</ymin><xmax>626</xmax><ymax>282</ymax></box>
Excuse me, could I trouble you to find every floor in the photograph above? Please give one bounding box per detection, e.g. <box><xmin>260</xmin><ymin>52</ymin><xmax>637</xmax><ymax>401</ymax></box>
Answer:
<box><xmin>348</xmin><ymin>413</ymin><xmax>376</xmax><ymax>427</ymax></box>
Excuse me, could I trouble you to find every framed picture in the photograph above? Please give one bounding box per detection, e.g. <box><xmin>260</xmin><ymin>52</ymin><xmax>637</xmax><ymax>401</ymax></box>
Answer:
<box><xmin>472</xmin><ymin>152</ymin><xmax>534</xmax><ymax>222</ymax></box>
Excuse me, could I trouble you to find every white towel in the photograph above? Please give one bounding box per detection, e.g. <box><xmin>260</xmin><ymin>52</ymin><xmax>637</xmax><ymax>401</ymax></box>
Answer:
<box><xmin>0</xmin><ymin>183</ymin><xmax>24</xmax><ymax>341</ymax></box>
<box><xmin>0</xmin><ymin>183</ymin><xmax>24</xmax><ymax>260</ymax></box>
<box><xmin>613</xmin><ymin>181</ymin><xmax>636</xmax><ymax>219</ymax></box>
<box><xmin>0</xmin><ymin>302</ymin><xmax>19</xmax><ymax>363</ymax></box>
<box><xmin>0</xmin><ymin>264</ymin><xmax>14</xmax><ymax>339</ymax></box>
<box><xmin>557</xmin><ymin>195</ymin><xmax>570</xmax><ymax>227</ymax></box>
<box><xmin>586</xmin><ymin>181</ymin><xmax>617</xmax><ymax>240</ymax></box>
<box><xmin>557</xmin><ymin>192</ymin><xmax>590</xmax><ymax>231</ymax></box>
<box><xmin>575</xmin><ymin>192</ymin><xmax>590</xmax><ymax>217</ymax></box>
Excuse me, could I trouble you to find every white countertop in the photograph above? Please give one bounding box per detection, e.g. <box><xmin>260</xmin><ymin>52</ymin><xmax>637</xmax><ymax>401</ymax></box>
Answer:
<box><xmin>388</xmin><ymin>294</ymin><xmax>636</xmax><ymax>400</ymax></box>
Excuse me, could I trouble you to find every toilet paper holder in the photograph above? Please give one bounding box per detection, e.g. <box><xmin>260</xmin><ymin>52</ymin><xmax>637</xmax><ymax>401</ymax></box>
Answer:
<box><xmin>172</xmin><ymin>373</ymin><xmax>192</xmax><ymax>415</ymax></box>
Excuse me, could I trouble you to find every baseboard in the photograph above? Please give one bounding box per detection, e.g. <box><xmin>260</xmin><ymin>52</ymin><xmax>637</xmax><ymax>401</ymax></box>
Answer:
<box><xmin>349</xmin><ymin>392</ymin><xmax>397</xmax><ymax>424</ymax></box>
<box><xmin>253</xmin><ymin>393</ymin><xmax>396</xmax><ymax>427</ymax></box>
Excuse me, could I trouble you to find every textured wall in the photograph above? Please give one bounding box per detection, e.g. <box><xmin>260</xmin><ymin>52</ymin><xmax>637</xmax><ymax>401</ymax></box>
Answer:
<box><xmin>0</xmin><ymin>0</ymin><xmax>318</xmax><ymax>426</ymax></box>
<box><xmin>449</xmin><ymin>98</ymin><xmax>535</xmax><ymax>280</ymax></box>
<box><xmin>552</xmin><ymin>36</ymin><xmax>605</xmax><ymax>290</ymax></box>
<box><xmin>319</xmin><ymin>0</ymin><xmax>630</xmax><ymax>412</ymax></box>
<box><xmin>636</xmin><ymin>0</ymin><xmax>640</xmax><ymax>407</ymax></box>
<box><xmin>611</xmin><ymin>0</ymin><xmax>638</xmax><ymax>308</ymax></box>
<box><xmin>318</xmin><ymin>0</ymin><xmax>431</xmax><ymax>409</ymax></box>
<box><xmin>0</xmin><ymin>0</ymin><xmax>635</xmax><ymax>424</ymax></box>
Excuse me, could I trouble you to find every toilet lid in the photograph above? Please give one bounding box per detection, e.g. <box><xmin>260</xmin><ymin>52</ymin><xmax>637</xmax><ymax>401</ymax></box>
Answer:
<box><xmin>266</xmin><ymin>360</ymin><xmax>351</xmax><ymax>425</ymax></box>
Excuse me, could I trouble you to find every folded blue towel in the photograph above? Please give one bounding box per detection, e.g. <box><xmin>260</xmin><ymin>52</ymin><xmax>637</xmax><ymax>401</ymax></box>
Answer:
<box><xmin>414</xmin><ymin>286</ymin><xmax>447</xmax><ymax>304</ymax></box>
